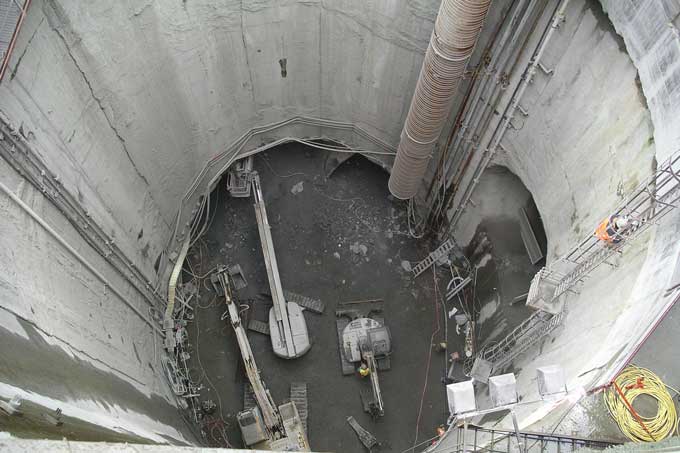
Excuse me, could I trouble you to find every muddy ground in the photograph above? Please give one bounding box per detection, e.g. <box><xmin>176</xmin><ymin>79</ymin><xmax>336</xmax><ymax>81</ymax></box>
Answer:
<box><xmin>184</xmin><ymin>145</ymin><xmax>459</xmax><ymax>452</ymax></box>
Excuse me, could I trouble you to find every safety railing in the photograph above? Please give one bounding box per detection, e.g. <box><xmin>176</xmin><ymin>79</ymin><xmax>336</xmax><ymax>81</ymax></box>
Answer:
<box><xmin>435</xmin><ymin>424</ymin><xmax>619</xmax><ymax>452</ymax></box>
<box><xmin>479</xmin><ymin>150</ymin><xmax>680</xmax><ymax>372</ymax></box>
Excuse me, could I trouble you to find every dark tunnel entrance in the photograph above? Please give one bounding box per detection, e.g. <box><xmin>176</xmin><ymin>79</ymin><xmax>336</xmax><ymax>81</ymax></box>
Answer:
<box><xmin>450</xmin><ymin>165</ymin><xmax>547</xmax><ymax>373</ymax></box>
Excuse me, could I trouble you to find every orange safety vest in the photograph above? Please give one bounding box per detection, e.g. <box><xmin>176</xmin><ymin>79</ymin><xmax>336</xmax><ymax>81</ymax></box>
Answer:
<box><xmin>595</xmin><ymin>215</ymin><xmax>621</xmax><ymax>243</ymax></box>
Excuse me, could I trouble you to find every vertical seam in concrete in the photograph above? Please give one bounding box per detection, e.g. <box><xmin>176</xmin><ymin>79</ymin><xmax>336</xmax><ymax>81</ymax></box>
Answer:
<box><xmin>50</xmin><ymin>27</ymin><xmax>146</xmax><ymax>186</ymax></box>
<box><xmin>9</xmin><ymin>18</ymin><xmax>45</xmax><ymax>81</ymax></box>
<box><xmin>240</xmin><ymin>0</ymin><xmax>256</xmax><ymax>107</ymax></box>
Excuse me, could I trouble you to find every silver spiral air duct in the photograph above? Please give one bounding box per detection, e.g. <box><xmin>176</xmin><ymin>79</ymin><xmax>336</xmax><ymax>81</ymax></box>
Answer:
<box><xmin>388</xmin><ymin>0</ymin><xmax>492</xmax><ymax>199</ymax></box>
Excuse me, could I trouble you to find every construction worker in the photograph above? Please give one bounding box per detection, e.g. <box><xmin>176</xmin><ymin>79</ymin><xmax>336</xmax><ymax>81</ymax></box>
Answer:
<box><xmin>595</xmin><ymin>214</ymin><xmax>635</xmax><ymax>244</ymax></box>
<box><xmin>358</xmin><ymin>362</ymin><xmax>370</xmax><ymax>378</ymax></box>
<box><xmin>431</xmin><ymin>426</ymin><xmax>447</xmax><ymax>445</ymax></box>
<box><xmin>434</xmin><ymin>341</ymin><xmax>447</xmax><ymax>353</ymax></box>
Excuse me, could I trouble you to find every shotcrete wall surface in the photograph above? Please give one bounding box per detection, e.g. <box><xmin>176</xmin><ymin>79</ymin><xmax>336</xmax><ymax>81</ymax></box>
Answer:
<box><xmin>0</xmin><ymin>157</ymin><xmax>193</xmax><ymax>443</ymax></box>
<box><xmin>0</xmin><ymin>0</ymin><xmax>441</xmax><ymax>442</ymax></box>
<box><xmin>0</xmin><ymin>0</ymin><xmax>441</xmax><ymax>263</ymax></box>
<box><xmin>438</xmin><ymin>0</ymin><xmax>680</xmax><ymax>440</ymax></box>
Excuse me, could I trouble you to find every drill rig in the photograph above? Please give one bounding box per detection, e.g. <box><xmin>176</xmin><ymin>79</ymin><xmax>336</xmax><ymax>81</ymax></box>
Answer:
<box><xmin>214</xmin><ymin>269</ymin><xmax>309</xmax><ymax>451</ymax></box>
<box><xmin>251</xmin><ymin>172</ymin><xmax>311</xmax><ymax>359</ymax></box>
<box><xmin>226</xmin><ymin>159</ymin><xmax>311</xmax><ymax>359</ymax></box>
<box><xmin>336</xmin><ymin>300</ymin><xmax>392</xmax><ymax>418</ymax></box>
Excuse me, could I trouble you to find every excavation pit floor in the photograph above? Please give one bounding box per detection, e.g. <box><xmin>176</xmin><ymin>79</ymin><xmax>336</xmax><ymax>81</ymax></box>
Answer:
<box><xmin>184</xmin><ymin>145</ymin><xmax>454</xmax><ymax>451</ymax></box>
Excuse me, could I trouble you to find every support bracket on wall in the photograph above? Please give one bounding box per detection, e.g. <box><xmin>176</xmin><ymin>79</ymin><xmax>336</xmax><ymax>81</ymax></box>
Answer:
<box><xmin>538</xmin><ymin>62</ymin><xmax>554</xmax><ymax>76</ymax></box>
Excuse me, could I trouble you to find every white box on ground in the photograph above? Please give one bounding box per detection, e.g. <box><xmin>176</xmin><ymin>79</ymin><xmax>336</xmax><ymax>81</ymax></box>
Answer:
<box><xmin>537</xmin><ymin>365</ymin><xmax>566</xmax><ymax>396</ymax></box>
<box><xmin>489</xmin><ymin>373</ymin><xmax>517</xmax><ymax>407</ymax></box>
<box><xmin>446</xmin><ymin>380</ymin><xmax>476</xmax><ymax>414</ymax></box>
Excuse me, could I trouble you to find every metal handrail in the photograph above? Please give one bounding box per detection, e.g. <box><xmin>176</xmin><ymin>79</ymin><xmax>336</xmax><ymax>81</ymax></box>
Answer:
<box><xmin>439</xmin><ymin>423</ymin><xmax>620</xmax><ymax>452</ymax></box>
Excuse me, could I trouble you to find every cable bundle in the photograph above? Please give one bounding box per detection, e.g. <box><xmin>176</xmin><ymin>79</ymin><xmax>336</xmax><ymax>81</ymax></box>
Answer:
<box><xmin>604</xmin><ymin>365</ymin><xmax>679</xmax><ymax>442</ymax></box>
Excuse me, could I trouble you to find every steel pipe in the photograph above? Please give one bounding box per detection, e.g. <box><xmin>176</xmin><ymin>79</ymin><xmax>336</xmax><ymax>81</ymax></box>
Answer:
<box><xmin>388</xmin><ymin>0</ymin><xmax>492</xmax><ymax>199</ymax></box>
<box><xmin>449</xmin><ymin>0</ymin><xmax>570</xmax><ymax>229</ymax></box>
<box><xmin>0</xmin><ymin>180</ymin><xmax>162</xmax><ymax>335</ymax></box>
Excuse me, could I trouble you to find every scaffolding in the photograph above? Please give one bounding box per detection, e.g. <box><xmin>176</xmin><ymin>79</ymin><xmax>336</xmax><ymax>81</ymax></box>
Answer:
<box><xmin>541</xmin><ymin>149</ymin><xmax>680</xmax><ymax>310</ymax></box>
<box><xmin>479</xmin><ymin>150</ymin><xmax>680</xmax><ymax>371</ymax></box>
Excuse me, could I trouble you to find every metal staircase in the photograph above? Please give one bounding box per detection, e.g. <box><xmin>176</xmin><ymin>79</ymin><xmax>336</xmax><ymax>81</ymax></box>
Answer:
<box><xmin>413</xmin><ymin>239</ymin><xmax>456</xmax><ymax>277</ymax></box>
<box><xmin>347</xmin><ymin>416</ymin><xmax>380</xmax><ymax>451</ymax></box>
<box><xmin>551</xmin><ymin>149</ymin><xmax>680</xmax><ymax>302</ymax></box>
<box><xmin>478</xmin><ymin>310</ymin><xmax>564</xmax><ymax>371</ymax></box>
<box><xmin>479</xmin><ymin>150</ymin><xmax>680</xmax><ymax>371</ymax></box>
<box><xmin>243</xmin><ymin>384</ymin><xmax>256</xmax><ymax>411</ymax></box>
<box><xmin>284</xmin><ymin>290</ymin><xmax>326</xmax><ymax>314</ymax></box>
<box><xmin>248</xmin><ymin>319</ymin><xmax>271</xmax><ymax>336</ymax></box>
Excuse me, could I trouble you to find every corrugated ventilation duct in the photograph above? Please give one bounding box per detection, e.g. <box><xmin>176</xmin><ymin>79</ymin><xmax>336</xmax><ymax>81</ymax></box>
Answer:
<box><xmin>388</xmin><ymin>0</ymin><xmax>492</xmax><ymax>199</ymax></box>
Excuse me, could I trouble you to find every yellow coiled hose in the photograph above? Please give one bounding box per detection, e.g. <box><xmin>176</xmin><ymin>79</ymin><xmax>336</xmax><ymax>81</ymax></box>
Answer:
<box><xmin>604</xmin><ymin>365</ymin><xmax>680</xmax><ymax>442</ymax></box>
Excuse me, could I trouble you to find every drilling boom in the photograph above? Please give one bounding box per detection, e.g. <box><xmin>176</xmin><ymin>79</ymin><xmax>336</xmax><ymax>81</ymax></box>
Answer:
<box><xmin>217</xmin><ymin>272</ymin><xmax>281</xmax><ymax>433</ymax></box>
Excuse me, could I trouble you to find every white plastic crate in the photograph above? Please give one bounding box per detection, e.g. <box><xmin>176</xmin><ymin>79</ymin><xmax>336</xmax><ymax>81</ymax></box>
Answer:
<box><xmin>489</xmin><ymin>373</ymin><xmax>518</xmax><ymax>407</ymax></box>
<box><xmin>537</xmin><ymin>365</ymin><xmax>566</xmax><ymax>397</ymax></box>
<box><xmin>446</xmin><ymin>380</ymin><xmax>476</xmax><ymax>414</ymax></box>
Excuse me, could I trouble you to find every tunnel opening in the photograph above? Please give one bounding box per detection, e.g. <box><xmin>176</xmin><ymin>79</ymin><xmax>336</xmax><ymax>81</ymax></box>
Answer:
<box><xmin>452</xmin><ymin>165</ymin><xmax>547</xmax><ymax>369</ymax></box>
<box><xmin>171</xmin><ymin>143</ymin><xmax>453</xmax><ymax>450</ymax></box>
<box><xmin>328</xmin><ymin>152</ymin><xmax>390</xmax><ymax>180</ymax></box>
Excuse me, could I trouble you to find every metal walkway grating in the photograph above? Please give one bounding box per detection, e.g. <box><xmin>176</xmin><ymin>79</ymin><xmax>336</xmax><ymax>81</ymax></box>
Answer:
<box><xmin>290</xmin><ymin>382</ymin><xmax>308</xmax><ymax>433</ymax></box>
<box><xmin>0</xmin><ymin>0</ymin><xmax>28</xmax><ymax>81</ymax></box>
<box><xmin>284</xmin><ymin>290</ymin><xmax>326</xmax><ymax>314</ymax></box>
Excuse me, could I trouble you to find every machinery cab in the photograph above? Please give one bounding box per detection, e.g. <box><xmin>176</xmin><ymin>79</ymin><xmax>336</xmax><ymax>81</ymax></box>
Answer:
<box><xmin>236</xmin><ymin>406</ymin><xmax>268</xmax><ymax>447</ymax></box>
<box><xmin>237</xmin><ymin>403</ymin><xmax>309</xmax><ymax>451</ymax></box>
<box><xmin>340</xmin><ymin>316</ymin><xmax>392</xmax><ymax>418</ymax></box>
<box><xmin>341</xmin><ymin>318</ymin><xmax>392</xmax><ymax>363</ymax></box>
<box><xmin>366</xmin><ymin>324</ymin><xmax>391</xmax><ymax>358</ymax></box>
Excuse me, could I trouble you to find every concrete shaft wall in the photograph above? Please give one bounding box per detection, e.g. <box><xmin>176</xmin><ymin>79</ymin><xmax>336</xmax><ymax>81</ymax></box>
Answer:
<box><xmin>0</xmin><ymin>0</ymin><xmax>440</xmax><ymax>272</ymax></box>
<box><xmin>0</xmin><ymin>153</ymin><xmax>193</xmax><ymax>443</ymax></box>
<box><xmin>0</xmin><ymin>0</ymin><xmax>440</xmax><ymax>441</ymax></box>
<box><xmin>452</xmin><ymin>0</ymin><xmax>656</xmax><ymax>257</ymax></box>
<box><xmin>1</xmin><ymin>0</ymin><xmax>678</xmax><ymax>443</ymax></box>
<box><xmin>437</xmin><ymin>0</ymin><xmax>680</xmax><ymax>439</ymax></box>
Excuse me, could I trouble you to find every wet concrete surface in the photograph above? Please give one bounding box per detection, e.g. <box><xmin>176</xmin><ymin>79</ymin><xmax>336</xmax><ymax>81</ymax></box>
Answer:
<box><xmin>184</xmin><ymin>145</ymin><xmax>457</xmax><ymax>452</ymax></box>
<box><xmin>457</xmin><ymin>167</ymin><xmax>545</xmax><ymax>365</ymax></box>
<box><xmin>454</xmin><ymin>167</ymin><xmax>679</xmax><ymax>443</ymax></box>
<box><xmin>563</xmin><ymin>297</ymin><xmax>680</xmax><ymax>442</ymax></box>
<box><xmin>468</xmin><ymin>218</ymin><xmax>538</xmax><ymax>350</ymax></box>
<box><xmin>0</xmin><ymin>315</ymin><xmax>196</xmax><ymax>444</ymax></box>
